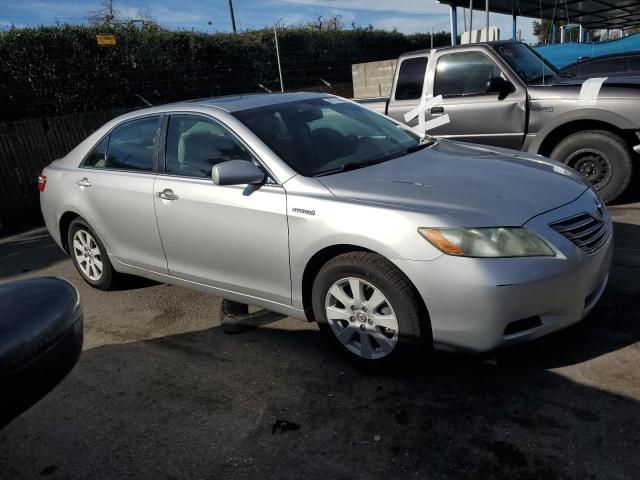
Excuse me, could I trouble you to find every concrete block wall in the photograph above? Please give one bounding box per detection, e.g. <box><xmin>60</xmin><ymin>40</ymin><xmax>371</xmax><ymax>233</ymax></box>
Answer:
<box><xmin>351</xmin><ymin>59</ymin><xmax>398</xmax><ymax>99</ymax></box>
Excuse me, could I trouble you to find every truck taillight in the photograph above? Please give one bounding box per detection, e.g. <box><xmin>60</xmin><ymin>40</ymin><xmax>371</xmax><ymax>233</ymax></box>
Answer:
<box><xmin>37</xmin><ymin>175</ymin><xmax>47</xmax><ymax>192</ymax></box>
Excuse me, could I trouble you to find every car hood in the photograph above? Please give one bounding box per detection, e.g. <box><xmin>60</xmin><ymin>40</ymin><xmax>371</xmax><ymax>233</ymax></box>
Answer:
<box><xmin>317</xmin><ymin>140</ymin><xmax>590</xmax><ymax>227</ymax></box>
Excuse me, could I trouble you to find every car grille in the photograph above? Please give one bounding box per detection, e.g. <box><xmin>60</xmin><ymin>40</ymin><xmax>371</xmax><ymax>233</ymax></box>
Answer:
<box><xmin>549</xmin><ymin>212</ymin><xmax>610</xmax><ymax>254</ymax></box>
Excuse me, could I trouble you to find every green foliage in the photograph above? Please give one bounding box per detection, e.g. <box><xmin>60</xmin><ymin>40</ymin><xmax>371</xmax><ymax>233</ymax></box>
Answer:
<box><xmin>0</xmin><ymin>24</ymin><xmax>450</xmax><ymax>120</ymax></box>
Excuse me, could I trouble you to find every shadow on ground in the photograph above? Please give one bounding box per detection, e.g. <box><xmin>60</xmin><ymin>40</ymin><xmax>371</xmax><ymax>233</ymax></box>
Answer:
<box><xmin>1</xmin><ymin>269</ymin><xmax>639</xmax><ymax>479</ymax></box>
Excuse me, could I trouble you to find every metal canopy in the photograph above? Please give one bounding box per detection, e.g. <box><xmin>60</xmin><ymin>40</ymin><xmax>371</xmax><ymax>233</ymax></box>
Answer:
<box><xmin>439</xmin><ymin>1</ymin><xmax>640</xmax><ymax>31</ymax></box>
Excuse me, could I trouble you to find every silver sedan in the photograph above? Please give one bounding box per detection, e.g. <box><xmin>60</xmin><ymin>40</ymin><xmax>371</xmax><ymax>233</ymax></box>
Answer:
<box><xmin>39</xmin><ymin>92</ymin><xmax>613</xmax><ymax>366</ymax></box>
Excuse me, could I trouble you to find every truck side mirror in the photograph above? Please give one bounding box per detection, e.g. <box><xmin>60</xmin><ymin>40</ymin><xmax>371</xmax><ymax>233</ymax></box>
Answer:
<box><xmin>486</xmin><ymin>77</ymin><xmax>514</xmax><ymax>99</ymax></box>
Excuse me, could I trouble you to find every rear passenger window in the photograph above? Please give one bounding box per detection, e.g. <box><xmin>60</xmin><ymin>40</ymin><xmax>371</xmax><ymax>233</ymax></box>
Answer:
<box><xmin>105</xmin><ymin>117</ymin><xmax>160</xmax><ymax>171</ymax></box>
<box><xmin>165</xmin><ymin>115</ymin><xmax>254</xmax><ymax>177</ymax></box>
<box><xmin>394</xmin><ymin>57</ymin><xmax>428</xmax><ymax>101</ymax></box>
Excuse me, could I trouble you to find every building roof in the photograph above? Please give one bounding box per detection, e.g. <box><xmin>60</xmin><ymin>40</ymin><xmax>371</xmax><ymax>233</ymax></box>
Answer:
<box><xmin>439</xmin><ymin>1</ymin><xmax>640</xmax><ymax>31</ymax></box>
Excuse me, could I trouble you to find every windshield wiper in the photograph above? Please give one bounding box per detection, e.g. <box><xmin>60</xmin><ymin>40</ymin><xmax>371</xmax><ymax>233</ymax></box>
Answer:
<box><xmin>314</xmin><ymin>160</ymin><xmax>383</xmax><ymax>177</ymax></box>
<box><xmin>314</xmin><ymin>141</ymin><xmax>433</xmax><ymax>177</ymax></box>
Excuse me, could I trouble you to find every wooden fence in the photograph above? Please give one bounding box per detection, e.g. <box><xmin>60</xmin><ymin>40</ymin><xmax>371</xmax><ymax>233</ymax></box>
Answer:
<box><xmin>0</xmin><ymin>108</ymin><xmax>129</xmax><ymax>230</ymax></box>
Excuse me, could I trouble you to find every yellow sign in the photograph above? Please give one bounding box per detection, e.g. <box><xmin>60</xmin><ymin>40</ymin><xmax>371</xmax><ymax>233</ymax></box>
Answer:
<box><xmin>96</xmin><ymin>34</ymin><xmax>116</xmax><ymax>46</ymax></box>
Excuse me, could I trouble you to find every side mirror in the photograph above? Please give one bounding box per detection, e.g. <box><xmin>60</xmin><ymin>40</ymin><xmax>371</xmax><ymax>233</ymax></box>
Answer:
<box><xmin>486</xmin><ymin>76</ymin><xmax>514</xmax><ymax>99</ymax></box>
<box><xmin>212</xmin><ymin>160</ymin><xmax>266</xmax><ymax>186</ymax></box>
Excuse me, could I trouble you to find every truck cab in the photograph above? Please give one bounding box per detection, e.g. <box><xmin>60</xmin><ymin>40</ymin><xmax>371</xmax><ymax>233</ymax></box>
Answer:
<box><xmin>357</xmin><ymin>41</ymin><xmax>640</xmax><ymax>202</ymax></box>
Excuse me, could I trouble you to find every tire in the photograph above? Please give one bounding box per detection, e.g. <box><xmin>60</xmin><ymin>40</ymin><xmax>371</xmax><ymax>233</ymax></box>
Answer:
<box><xmin>550</xmin><ymin>130</ymin><xmax>633</xmax><ymax>203</ymax></box>
<box><xmin>67</xmin><ymin>218</ymin><xmax>118</xmax><ymax>290</ymax></box>
<box><xmin>311</xmin><ymin>252</ymin><xmax>431</xmax><ymax>367</ymax></box>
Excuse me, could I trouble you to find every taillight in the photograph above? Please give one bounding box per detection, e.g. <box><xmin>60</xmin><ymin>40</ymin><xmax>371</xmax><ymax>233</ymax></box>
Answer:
<box><xmin>37</xmin><ymin>175</ymin><xmax>47</xmax><ymax>192</ymax></box>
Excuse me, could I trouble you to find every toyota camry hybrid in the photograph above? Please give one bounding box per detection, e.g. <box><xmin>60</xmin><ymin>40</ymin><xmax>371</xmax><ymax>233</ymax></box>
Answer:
<box><xmin>39</xmin><ymin>92</ymin><xmax>613</xmax><ymax>365</ymax></box>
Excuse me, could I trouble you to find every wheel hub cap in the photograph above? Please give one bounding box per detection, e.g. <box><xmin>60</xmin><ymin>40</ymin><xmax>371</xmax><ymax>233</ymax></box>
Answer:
<box><xmin>324</xmin><ymin>277</ymin><xmax>399</xmax><ymax>360</ymax></box>
<box><xmin>72</xmin><ymin>229</ymin><xmax>103</xmax><ymax>282</ymax></box>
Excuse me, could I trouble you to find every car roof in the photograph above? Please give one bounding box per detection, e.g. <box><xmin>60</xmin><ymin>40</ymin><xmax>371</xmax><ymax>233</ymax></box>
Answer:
<box><xmin>569</xmin><ymin>50</ymin><xmax>640</xmax><ymax>65</ymax></box>
<box><xmin>184</xmin><ymin>91</ymin><xmax>329</xmax><ymax>112</ymax></box>
<box><xmin>399</xmin><ymin>40</ymin><xmax>519</xmax><ymax>59</ymax></box>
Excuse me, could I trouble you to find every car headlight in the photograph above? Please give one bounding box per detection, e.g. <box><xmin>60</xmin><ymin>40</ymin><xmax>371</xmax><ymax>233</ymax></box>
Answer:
<box><xmin>418</xmin><ymin>227</ymin><xmax>555</xmax><ymax>258</ymax></box>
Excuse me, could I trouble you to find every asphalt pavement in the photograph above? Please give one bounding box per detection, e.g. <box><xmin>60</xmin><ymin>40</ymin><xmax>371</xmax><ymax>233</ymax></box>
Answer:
<box><xmin>0</xmin><ymin>192</ymin><xmax>639</xmax><ymax>480</ymax></box>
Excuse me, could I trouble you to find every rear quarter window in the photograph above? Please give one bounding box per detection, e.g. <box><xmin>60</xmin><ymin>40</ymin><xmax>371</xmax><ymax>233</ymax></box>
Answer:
<box><xmin>394</xmin><ymin>56</ymin><xmax>428</xmax><ymax>101</ymax></box>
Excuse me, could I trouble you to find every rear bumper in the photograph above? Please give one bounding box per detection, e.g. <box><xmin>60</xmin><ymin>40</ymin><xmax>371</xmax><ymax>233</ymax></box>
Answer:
<box><xmin>394</xmin><ymin>190</ymin><xmax>613</xmax><ymax>352</ymax></box>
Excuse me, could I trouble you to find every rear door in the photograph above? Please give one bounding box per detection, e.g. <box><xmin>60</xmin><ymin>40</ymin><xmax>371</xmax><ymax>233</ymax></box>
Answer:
<box><xmin>153</xmin><ymin>113</ymin><xmax>291</xmax><ymax>305</ymax></box>
<box><xmin>76</xmin><ymin>115</ymin><xmax>168</xmax><ymax>273</ymax></box>
<box><xmin>423</xmin><ymin>47</ymin><xmax>527</xmax><ymax>149</ymax></box>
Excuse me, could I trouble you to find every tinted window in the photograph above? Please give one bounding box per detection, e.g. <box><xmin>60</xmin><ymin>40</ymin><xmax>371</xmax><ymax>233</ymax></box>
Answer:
<box><xmin>493</xmin><ymin>43</ymin><xmax>558</xmax><ymax>84</ymax></box>
<box><xmin>83</xmin><ymin>136</ymin><xmax>109</xmax><ymax>168</ymax></box>
<box><xmin>394</xmin><ymin>57</ymin><xmax>428</xmax><ymax>100</ymax></box>
<box><xmin>165</xmin><ymin>115</ymin><xmax>253</xmax><ymax>177</ymax></box>
<box><xmin>583</xmin><ymin>58</ymin><xmax>624</xmax><ymax>75</ymax></box>
<box><xmin>105</xmin><ymin>117</ymin><xmax>160</xmax><ymax>171</ymax></box>
<box><xmin>627</xmin><ymin>55</ymin><xmax>640</xmax><ymax>71</ymax></box>
<box><xmin>435</xmin><ymin>52</ymin><xmax>502</xmax><ymax>97</ymax></box>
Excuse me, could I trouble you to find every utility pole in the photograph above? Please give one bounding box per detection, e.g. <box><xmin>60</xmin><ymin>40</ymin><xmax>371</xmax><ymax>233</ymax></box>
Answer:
<box><xmin>469</xmin><ymin>0</ymin><xmax>473</xmax><ymax>33</ymax></box>
<box><xmin>485</xmin><ymin>0</ymin><xmax>489</xmax><ymax>40</ymax></box>
<box><xmin>228</xmin><ymin>0</ymin><xmax>237</xmax><ymax>33</ymax></box>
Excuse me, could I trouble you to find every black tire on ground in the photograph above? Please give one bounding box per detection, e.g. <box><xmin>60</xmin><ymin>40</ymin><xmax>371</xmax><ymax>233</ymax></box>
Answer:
<box><xmin>67</xmin><ymin>217</ymin><xmax>119</xmax><ymax>290</ymax></box>
<box><xmin>550</xmin><ymin>130</ymin><xmax>633</xmax><ymax>203</ymax></box>
<box><xmin>311</xmin><ymin>251</ymin><xmax>431</xmax><ymax>367</ymax></box>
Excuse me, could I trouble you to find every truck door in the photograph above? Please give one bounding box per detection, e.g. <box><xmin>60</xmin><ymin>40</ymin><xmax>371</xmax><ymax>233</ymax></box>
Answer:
<box><xmin>423</xmin><ymin>48</ymin><xmax>527</xmax><ymax>149</ymax></box>
<box><xmin>387</xmin><ymin>55</ymin><xmax>429</xmax><ymax>124</ymax></box>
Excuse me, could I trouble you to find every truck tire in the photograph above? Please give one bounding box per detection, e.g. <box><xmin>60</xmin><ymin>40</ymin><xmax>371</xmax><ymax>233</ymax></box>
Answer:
<box><xmin>550</xmin><ymin>130</ymin><xmax>632</xmax><ymax>203</ymax></box>
<box><xmin>312</xmin><ymin>252</ymin><xmax>431</xmax><ymax>368</ymax></box>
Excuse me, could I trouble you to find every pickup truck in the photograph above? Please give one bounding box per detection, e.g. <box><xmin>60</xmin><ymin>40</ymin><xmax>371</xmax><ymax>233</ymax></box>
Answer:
<box><xmin>356</xmin><ymin>40</ymin><xmax>640</xmax><ymax>202</ymax></box>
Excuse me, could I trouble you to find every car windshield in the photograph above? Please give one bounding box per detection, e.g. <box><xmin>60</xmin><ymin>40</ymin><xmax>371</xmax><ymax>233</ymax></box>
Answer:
<box><xmin>233</xmin><ymin>97</ymin><xmax>423</xmax><ymax>177</ymax></box>
<box><xmin>493</xmin><ymin>42</ymin><xmax>560</xmax><ymax>84</ymax></box>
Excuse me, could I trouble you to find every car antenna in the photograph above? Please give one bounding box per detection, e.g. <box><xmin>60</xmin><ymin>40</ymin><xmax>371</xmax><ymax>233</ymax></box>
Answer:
<box><xmin>258</xmin><ymin>84</ymin><xmax>273</xmax><ymax>93</ymax></box>
<box><xmin>135</xmin><ymin>94</ymin><xmax>153</xmax><ymax>107</ymax></box>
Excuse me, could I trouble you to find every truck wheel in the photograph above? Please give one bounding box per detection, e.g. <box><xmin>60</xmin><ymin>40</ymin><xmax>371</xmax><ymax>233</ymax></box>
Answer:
<box><xmin>311</xmin><ymin>252</ymin><xmax>431</xmax><ymax>367</ymax></box>
<box><xmin>68</xmin><ymin>218</ymin><xmax>119</xmax><ymax>290</ymax></box>
<box><xmin>550</xmin><ymin>130</ymin><xmax>632</xmax><ymax>203</ymax></box>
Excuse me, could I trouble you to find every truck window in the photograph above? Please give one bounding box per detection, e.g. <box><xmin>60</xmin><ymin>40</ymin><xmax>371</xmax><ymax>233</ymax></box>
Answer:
<box><xmin>434</xmin><ymin>51</ymin><xmax>502</xmax><ymax>98</ymax></box>
<box><xmin>394</xmin><ymin>57</ymin><xmax>428</xmax><ymax>101</ymax></box>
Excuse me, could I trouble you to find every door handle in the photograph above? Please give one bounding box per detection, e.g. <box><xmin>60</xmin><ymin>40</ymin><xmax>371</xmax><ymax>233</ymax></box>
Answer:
<box><xmin>157</xmin><ymin>189</ymin><xmax>179</xmax><ymax>201</ymax></box>
<box><xmin>76</xmin><ymin>178</ymin><xmax>91</xmax><ymax>187</ymax></box>
<box><xmin>430</xmin><ymin>106</ymin><xmax>445</xmax><ymax>114</ymax></box>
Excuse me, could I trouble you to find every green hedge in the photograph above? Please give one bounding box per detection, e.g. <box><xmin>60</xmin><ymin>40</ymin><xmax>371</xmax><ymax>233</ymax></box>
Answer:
<box><xmin>0</xmin><ymin>25</ymin><xmax>449</xmax><ymax>120</ymax></box>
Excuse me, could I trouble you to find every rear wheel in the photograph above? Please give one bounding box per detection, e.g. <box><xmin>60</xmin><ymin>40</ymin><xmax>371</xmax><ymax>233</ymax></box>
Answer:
<box><xmin>550</xmin><ymin>130</ymin><xmax>632</xmax><ymax>203</ymax></box>
<box><xmin>68</xmin><ymin>218</ymin><xmax>118</xmax><ymax>290</ymax></box>
<box><xmin>312</xmin><ymin>252</ymin><xmax>430</xmax><ymax>367</ymax></box>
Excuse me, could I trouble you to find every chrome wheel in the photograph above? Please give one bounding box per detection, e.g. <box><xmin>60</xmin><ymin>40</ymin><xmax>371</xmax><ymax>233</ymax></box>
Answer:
<box><xmin>72</xmin><ymin>229</ymin><xmax>103</xmax><ymax>281</ymax></box>
<box><xmin>324</xmin><ymin>277</ymin><xmax>399</xmax><ymax>360</ymax></box>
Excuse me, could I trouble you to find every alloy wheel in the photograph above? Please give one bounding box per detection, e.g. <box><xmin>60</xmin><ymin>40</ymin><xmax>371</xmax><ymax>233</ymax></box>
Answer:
<box><xmin>72</xmin><ymin>229</ymin><xmax>103</xmax><ymax>281</ymax></box>
<box><xmin>324</xmin><ymin>276</ymin><xmax>399</xmax><ymax>359</ymax></box>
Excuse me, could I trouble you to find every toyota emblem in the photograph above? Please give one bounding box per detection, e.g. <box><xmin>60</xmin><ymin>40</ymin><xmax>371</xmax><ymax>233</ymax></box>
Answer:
<box><xmin>594</xmin><ymin>197</ymin><xmax>604</xmax><ymax>220</ymax></box>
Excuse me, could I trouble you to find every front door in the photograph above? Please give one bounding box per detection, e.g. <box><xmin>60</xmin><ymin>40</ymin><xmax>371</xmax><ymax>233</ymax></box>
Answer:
<box><xmin>423</xmin><ymin>49</ymin><xmax>527</xmax><ymax>149</ymax></box>
<box><xmin>153</xmin><ymin>113</ymin><xmax>291</xmax><ymax>305</ymax></box>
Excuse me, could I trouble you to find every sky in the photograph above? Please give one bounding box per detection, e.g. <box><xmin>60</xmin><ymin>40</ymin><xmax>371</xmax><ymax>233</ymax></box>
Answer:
<box><xmin>0</xmin><ymin>0</ymin><xmax>536</xmax><ymax>41</ymax></box>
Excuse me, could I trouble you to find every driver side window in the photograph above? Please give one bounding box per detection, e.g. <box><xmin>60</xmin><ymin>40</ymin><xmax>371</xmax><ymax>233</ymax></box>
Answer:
<box><xmin>435</xmin><ymin>52</ymin><xmax>503</xmax><ymax>98</ymax></box>
<box><xmin>165</xmin><ymin>115</ymin><xmax>254</xmax><ymax>178</ymax></box>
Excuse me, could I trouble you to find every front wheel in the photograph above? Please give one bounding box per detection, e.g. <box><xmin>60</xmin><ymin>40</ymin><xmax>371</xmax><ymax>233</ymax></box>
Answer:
<box><xmin>312</xmin><ymin>252</ymin><xmax>431</xmax><ymax>367</ymax></box>
<box><xmin>550</xmin><ymin>130</ymin><xmax>633</xmax><ymax>203</ymax></box>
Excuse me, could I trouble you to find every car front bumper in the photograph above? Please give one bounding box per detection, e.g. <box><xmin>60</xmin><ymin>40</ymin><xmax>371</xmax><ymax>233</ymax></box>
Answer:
<box><xmin>394</xmin><ymin>190</ymin><xmax>613</xmax><ymax>353</ymax></box>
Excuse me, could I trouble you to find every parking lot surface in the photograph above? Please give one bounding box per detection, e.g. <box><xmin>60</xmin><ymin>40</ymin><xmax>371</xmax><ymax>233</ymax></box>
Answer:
<box><xmin>1</xmin><ymin>194</ymin><xmax>639</xmax><ymax>480</ymax></box>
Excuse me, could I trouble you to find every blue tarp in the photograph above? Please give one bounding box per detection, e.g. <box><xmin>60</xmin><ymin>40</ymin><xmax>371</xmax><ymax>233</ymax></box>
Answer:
<box><xmin>534</xmin><ymin>34</ymin><xmax>640</xmax><ymax>68</ymax></box>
